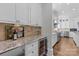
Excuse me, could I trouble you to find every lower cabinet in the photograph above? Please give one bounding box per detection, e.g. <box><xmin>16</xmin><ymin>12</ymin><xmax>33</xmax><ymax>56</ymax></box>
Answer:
<box><xmin>52</xmin><ymin>33</ymin><xmax>58</xmax><ymax>46</ymax></box>
<box><xmin>25</xmin><ymin>40</ymin><xmax>38</xmax><ymax>56</ymax></box>
<box><xmin>0</xmin><ymin>45</ymin><xmax>25</xmax><ymax>56</ymax></box>
<box><xmin>0</xmin><ymin>40</ymin><xmax>38</xmax><ymax>56</ymax></box>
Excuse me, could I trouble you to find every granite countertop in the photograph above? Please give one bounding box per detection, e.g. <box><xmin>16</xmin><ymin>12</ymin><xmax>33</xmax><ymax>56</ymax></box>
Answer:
<box><xmin>0</xmin><ymin>38</ymin><xmax>25</xmax><ymax>54</ymax></box>
<box><xmin>0</xmin><ymin>35</ymin><xmax>42</xmax><ymax>54</ymax></box>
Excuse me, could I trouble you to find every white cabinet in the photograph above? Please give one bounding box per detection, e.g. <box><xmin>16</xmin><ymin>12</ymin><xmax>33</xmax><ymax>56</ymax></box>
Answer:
<box><xmin>15</xmin><ymin>3</ymin><xmax>42</xmax><ymax>26</ymax></box>
<box><xmin>0</xmin><ymin>3</ymin><xmax>15</xmax><ymax>23</ymax></box>
<box><xmin>69</xmin><ymin>18</ymin><xmax>78</xmax><ymax>29</ymax></box>
<box><xmin>52</xmin><ymin>33</ymin><xmax>58</xmax><ymax>46</ymax></box>
<box><xmin>0</xmin><ymin>45</ymin><xmax>25</xmax><ymax>56</ymax></box>
<box><xmin>36</xmin><ymin>4</ymin><xmax>42</xmax><ymax>26</ymax></box>
<box><xmin>29</xmin><ymin>4</ymin><xmax>36</xmax><ymax>26</ymax></box>
<box><xmin>29</xmin><ymin>3</ymin><xmax>42</xmax><ymax>26</ymax></box>
<box><xmin>0</xmin><ymin>3</ymin><xmax>42</xmax><ymax>26</ymax></box>
<box><xmin>16</xmin><ymin>3</ymin><xmax>29</xmax><ymax>25</ymax></box>
<box><xmin>25</xmin><ymin>40</ymin><xmax>38</xmax><ymax>56</ymax></box>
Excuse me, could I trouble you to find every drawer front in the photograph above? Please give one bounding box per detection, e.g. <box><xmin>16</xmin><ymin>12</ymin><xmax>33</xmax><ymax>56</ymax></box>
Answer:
<box><xmin>30</xmin><ymin>41</ymin><xmax>38</xmax><ymax>47</ymax></box>
<box><xmin>26</xmin><ymin>41</ymin><xmax>38</xmax><ymax>48</ymax></box>
<box><xmin>26</xmin><ymin>48</ymin><xmax>38</xmax><ymax>56</ymax></box>
<box><xmin>25</xmin><ymin>41</ymin><xmax>38</xmax><ymax>56</ymax></box>
<box><xmin>26</xmin><ymin>41</ymin><xmax>38</xmax><ymax>49</ymax></box>
<box><xmin>26</xmin><ymin>45</ymin><xmax>38</xmax><ymax>53</ymax></box>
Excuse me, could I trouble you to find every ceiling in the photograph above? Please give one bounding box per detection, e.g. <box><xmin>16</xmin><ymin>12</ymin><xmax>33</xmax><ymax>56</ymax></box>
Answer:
<box><xmin>52</xmin><ymin>3</ymin><xmax>79</xmax><ymax>18</ymax></box>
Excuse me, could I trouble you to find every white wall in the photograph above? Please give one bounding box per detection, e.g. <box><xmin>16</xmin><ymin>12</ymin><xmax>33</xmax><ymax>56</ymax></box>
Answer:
<box><xmin>69</xmin><ymin>17</ymin><xmax>79</xmax><ymax>47</ymax></box>
<box><xmin>41</xmin><ymin>3</ymin><xmax>52</xmax><ymax>56</ymax></box>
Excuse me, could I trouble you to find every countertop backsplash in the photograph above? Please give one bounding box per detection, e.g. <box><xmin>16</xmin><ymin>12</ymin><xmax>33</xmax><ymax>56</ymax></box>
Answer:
<box><xmin>0</xmin><ymin>23</ymin><xmax>5</xmax><ymax>41</ymax></box>
<box><xmin>0</xmin><ymin>23</ymin><xmax>42</xmax><ymax>54</ymax></box>
<box><xmin>0</xmin><ymin>23</ymin><xmax>41</xmax><ymax>41</ymax></box>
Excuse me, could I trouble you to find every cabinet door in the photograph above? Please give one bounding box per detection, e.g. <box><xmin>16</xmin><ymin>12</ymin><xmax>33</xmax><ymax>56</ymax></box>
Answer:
<box><xmin>52</xmin><ymin>33</ymin><xmax>58</xmax><ymax>46</ymax></box>
<box><xmin>30</xmin><ymin>3</ymin><xmax>42</xmax><ymax>26</ymax></box>
<box><xmin>0</xmin><ymin>3</ymin><xmax>15</xmax><ymax>23</ymax></box>
<box><xmin>25</xmin><ymin>41</ymin><xmax>38</xmax><ymax>56</ymax></box>
<box><xmin>0</xmin><ymin>46</ymin><xmax>25</xmax><ymax>56</ymax></box>
<box><xmin>69</xmin><ymin>19</ymin><xmax>74</xmax><ymax>28</ymax></box>
<box><xmin>16</xmin><ymin>3</ymin><xmax>29</xmax><ymax>25</ymax></box>
<box><xmin>36</xmin><ymin>4</ymin><xmax>42</xmax><ymax>26</ymax></box>
<box><xmin>29</xmin><ymin>3</ymin><xmax>37</xmax><ymax>26</ymax></box>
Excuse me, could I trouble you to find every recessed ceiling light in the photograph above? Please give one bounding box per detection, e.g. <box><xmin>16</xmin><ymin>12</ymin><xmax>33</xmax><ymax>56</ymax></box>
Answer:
<box><xmin>66</xmin><ymin>3</ymin><xmax>70</xmax><ymax>5</ymax></box>
<box><xmin>72</xmin><ymin>8</ymin><xmax>76</xmax><ymax>11</ymax></box>
<box><xmin>62</xmin><ymin>11</ymin><xmax>65</xmax><ymax>13</ymax></box>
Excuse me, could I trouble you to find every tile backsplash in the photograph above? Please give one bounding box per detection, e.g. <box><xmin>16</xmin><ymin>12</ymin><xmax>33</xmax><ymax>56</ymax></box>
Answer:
<box><xmin>0</xmin><ymin>23</ymin><xmax>41</xmax><ymax>41</ymax></box>
<box><xmin>0</xmin><ymin>23</ymin><xmax>5</xmax><ymax>41</ymax></box>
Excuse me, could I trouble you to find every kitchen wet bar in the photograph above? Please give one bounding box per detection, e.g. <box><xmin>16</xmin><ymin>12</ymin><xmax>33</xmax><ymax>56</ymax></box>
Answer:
<box><xmin>0</xmin><ymin>23</ymin><xmax>42</xmax><ymax>55</ymax></box>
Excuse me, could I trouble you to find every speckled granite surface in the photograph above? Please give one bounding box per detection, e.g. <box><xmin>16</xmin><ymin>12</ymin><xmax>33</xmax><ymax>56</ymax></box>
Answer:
<box><xmin>0</xmin><ymin>36</ymin><xmax>42</xmax><ymax>54</ymax></box>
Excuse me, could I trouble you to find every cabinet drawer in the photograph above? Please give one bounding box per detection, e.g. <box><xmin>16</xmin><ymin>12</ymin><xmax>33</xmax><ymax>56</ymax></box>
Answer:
<box><xmin>26</xmin><ymin>48</ymin><xmax>38</xmax><ymax>56</ymax></box>
<box><xmin>26</xmin><ymin>41</ymin><xmax>38</xmax><ymax>48</ymax></box>
<box><xmin>25</xmin><ymin>40</ymin><xmax>38</xmax><ymax>56</ymax></box>
<box><xmin>30</xmin><ymin>41</ymin><xmax>38</xmax><ymax>47</ymax></box>
<box><xmin>26</xmin><ymin>45</ymin><xmax>38</xmax><ymax>52</ymax></box>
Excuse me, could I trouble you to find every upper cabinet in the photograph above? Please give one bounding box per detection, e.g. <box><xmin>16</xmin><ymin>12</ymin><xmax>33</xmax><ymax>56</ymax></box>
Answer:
<box><xmin>0</xmin><ymin>3</ymin><xmax>42</xmax><ymax>26</ymax></box>
<box><xmin>0</xmin><ymin>3</ymin><xmax>15</xmax><ymax>23</ymax></box>
<box><xmin>29</xmin><ymin>4</ymin><xmax>42</xmax><ymax>26</ymax></box>
<box><xmin>37</xmin><ymin>4</ymin><xmax>42</xmax><ymax>26</ymax></box>
<box><xmin>15</xmin><ymin>3</ymin><xmax>29</xmax><ymax>25</ymax></box>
